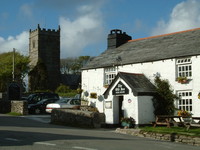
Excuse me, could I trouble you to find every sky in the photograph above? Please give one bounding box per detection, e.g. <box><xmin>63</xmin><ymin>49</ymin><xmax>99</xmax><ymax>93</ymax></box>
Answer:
<box><xmin>1</xmin><ymin>0</ymin><xmax>200</xmax><ymax>58</ymax></box>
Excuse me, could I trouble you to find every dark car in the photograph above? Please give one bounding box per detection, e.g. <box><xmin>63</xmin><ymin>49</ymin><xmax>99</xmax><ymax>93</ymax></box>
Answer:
<box><xmin>27</xmin><ymin>92</ymin><xmax>59</xmax><ymax>104</ymax></box>
<box><xmin>28</xmin><ymin>98</ymin><xmax>59</xmax><ymax>114</ymax></box>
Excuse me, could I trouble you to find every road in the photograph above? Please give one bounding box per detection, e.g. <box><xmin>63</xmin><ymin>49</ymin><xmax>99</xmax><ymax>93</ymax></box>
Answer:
<box><xmin>0</xmin><ymin>114</ymin><xmax>199</xmax><ymax>150</ymax></box>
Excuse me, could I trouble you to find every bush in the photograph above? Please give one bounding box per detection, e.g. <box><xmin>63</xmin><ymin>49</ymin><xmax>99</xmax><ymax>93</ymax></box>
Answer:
<box><xmin>152</xmin><ymin>77</ymin><xmax>179</xmax><ymax>116</ymax></box>
<box><xmin>56</xmin><ymin>84</ymin><xmax>71</xmax><ymax>93</ymax></box>
<box><xmin>58</xmin><ymin>91</ymin><xmax>77</xmax><ymax>98</ymax></box>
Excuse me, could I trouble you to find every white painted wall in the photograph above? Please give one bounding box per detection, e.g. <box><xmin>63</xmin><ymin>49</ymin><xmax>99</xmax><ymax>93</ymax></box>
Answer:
<box><xmin>138</xmin><ymin>96</ymin><xmax>155</xmax><ymax>124</ymax></box>
<box><xmin>82</xmin><ymin>55</ymin><xmax>200</xmax><ymax>124</ymax></box>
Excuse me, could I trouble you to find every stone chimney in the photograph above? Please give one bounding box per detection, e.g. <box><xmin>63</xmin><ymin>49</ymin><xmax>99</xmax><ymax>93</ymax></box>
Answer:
<box><xmin>107</xmin><ymin>29</ymin><xmax>132</xmax><ymax>49</ymax></box>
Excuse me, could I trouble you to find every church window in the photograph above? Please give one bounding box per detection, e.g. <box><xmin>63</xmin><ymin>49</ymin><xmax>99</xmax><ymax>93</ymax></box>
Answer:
<box><xmin>32</xmin><ymin>40</ymin><xmax>36</xmax><ymax>48</ymax></box>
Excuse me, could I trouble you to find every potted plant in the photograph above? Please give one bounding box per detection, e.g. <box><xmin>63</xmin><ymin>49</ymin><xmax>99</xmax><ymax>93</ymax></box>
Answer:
<box><xmin>121</xmin><ymin>117</ymin><xmax>135</xmax><ymax>128</ymax></box>
<box><xmin>177</xmin><ymin>110</ymin><xmax>192</xmax><ymax>117</ymax></box>
<box><xmin>177</xmin><ymin>110</ymin><xmax>192</xmax><ymax>122</ymax></box>
<box><xmin>177</xmin><ymin>77</ymin><xmax>188</xmax><ymax>84</ymax></box>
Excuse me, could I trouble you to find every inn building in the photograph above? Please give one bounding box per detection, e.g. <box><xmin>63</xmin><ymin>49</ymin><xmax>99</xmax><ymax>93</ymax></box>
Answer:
<box><xmin>81</xmin><ymin>28</ymin><xmax>200</xmax><ymax>125</ymax></box>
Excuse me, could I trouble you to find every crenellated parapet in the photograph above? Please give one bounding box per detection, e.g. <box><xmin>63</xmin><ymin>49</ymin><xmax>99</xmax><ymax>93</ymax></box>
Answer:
<box><xmin>29</xmin><ymin>24</ymin><xmax>60</xmax><ymax>35</ymax></box>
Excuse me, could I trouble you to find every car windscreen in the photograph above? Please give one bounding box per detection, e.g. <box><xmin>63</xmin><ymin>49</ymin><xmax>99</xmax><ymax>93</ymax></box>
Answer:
<box><xmin>55</xmin><ymin>99</ymin><xmax>70</xmax><ymax>103</ymax></box>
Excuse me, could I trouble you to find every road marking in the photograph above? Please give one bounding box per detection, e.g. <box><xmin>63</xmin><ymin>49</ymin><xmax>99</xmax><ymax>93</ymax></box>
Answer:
<box><xmin>72</xmin><ymin>146</ymin><xmax>98</xmax><ymax>150</ymax></box>
<box><xmin>34</xmin><ymin>142</ymin><xmax>56</xmax><ymax>146</ymax></box>
<box><xmin>5</xmin><ymin>138</ymin><xmax>21</xmax><ymax>142</ymax></box>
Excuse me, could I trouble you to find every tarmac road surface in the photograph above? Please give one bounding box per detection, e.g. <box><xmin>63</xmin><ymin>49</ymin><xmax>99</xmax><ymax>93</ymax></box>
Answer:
<box><xmin>0</xmin><ymin>114</ymin><xmax>199</xmax><ymax>150</ymax></box>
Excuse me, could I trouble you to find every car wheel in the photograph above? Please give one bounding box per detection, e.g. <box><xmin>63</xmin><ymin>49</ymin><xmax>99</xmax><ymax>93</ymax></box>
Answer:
<box><xmin>35</xmin><ymin>108</ymin><xmax>41</xmax><ymax>114</ymax></box>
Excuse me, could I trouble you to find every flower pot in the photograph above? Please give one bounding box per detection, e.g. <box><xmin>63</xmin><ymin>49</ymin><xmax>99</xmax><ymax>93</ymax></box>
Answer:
<box><xmin>182</xmin><ymin>117</ymin><xmax>192</xmax><ymax>123</ymax></box>
<box><xmin>121</xmin><ymin>122</ymin><xmax>131</xmax><ymax>128</ymax></box>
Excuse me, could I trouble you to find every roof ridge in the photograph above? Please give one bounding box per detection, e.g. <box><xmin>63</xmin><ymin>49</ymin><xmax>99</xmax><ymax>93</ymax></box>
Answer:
<box><xmin>128</xmin><ymin>27</ymin><xmax>200</xmax><ymax>42</ymax></box>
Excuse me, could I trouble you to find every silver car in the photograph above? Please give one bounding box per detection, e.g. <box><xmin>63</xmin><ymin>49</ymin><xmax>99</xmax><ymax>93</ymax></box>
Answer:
<box><xmin>46</xmin><ymin>98</ymin><xmax>80</xmax><ymax>113</ymax></box>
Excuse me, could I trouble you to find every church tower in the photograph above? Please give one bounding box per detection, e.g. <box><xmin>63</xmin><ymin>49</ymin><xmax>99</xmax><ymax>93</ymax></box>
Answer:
<box><xmin>29</xmin><ymin>24</ymin><xmax>60</xmax><ymax>91</ymax></box>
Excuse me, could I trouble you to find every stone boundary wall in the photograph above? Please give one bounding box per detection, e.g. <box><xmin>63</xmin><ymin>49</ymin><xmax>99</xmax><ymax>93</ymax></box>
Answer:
<box><xmin>51</xmin><ymin>109</ymin><xmax>105</xmax><ymax>128</ymax></box>
<box><xmin>11</xmin><ymin>101</ymin><xmax>28</xmax><ymax>115</ymax></box>
<box><xmin>0</xmin><ymin>100</ymin><xmax>28</xmax><ymax>115</ymax></box>
<box><xmin>115</xmin><ymin>128</ymin><xmax>200</xmax><ymax>146</ymax></box>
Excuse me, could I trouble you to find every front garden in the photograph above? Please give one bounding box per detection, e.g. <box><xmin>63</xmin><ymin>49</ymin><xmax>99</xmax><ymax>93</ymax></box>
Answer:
<box><xmin>140</xmin><ymin>126</ymin><xmax>200</xmax><ymax>137</ymax></box>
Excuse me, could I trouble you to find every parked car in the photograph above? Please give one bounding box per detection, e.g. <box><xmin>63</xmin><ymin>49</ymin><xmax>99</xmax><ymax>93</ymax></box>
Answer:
<box><xmin>27</xmin><ymin>92</ymin><xmax>59</xmax><ymax>104</ymax></box>
<box><xmin>46</xmin><ymin>98</ymin><xmax>81</xmax><ymax>113</ymax></box>
<box><xmin>28</xmin><ymin>98</ymin><xmax>59</xmax><ymax>114</ymax></box>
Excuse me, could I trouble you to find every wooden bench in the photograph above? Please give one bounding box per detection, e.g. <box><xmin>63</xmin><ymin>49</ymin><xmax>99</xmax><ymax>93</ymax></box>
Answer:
<box><xmin>153</xmin><ymin>115</ymin><xmax>183</xmax><ymax>128</ymax></box>
<box><xmin>184</xmin><ymin>117</ymin><xmax>200</xmax><ymax>130</ymax></box>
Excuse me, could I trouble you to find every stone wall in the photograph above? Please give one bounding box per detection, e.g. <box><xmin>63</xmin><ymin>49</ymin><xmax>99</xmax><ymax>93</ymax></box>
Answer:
<box><xmin>51</xmin><ymin>109</ymin><xmax>105</xmax><ymax>128</ymax></box>
<box><xmin>115</xmin><ymin>128</ymin><xmax>200</xmax><ymax>146</ymax></box>
<box><xmin>11</xmin><ymin>101</ymin><xmax>28</xmax><ymax>115</ymax></box>
<box><xmin>0</xmin><ymin>100</ymin><xmax>28</xmax><ymax>115</ymax></box>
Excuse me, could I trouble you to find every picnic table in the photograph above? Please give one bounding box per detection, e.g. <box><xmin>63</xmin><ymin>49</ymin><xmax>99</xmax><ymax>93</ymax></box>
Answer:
<box><xmin>153</xmin><ymin>115</ymin><xmax>184</xmax><ymax>128</ymax></box>
<box><xmin>183</xmin><ymin>117</ymin><xmax>200</xmax><ymax>130</ymax></box>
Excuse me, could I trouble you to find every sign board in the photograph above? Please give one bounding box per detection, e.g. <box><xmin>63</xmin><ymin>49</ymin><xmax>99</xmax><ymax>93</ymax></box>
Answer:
<box><xmin>105</xmin><ymin>101</ymin><xmax>112</xmax><ymax>109</ymax></box>
<box><xmin>112</xmin><ymin>81</ymin><xmax>129</xmax><ymax>95</ymax></box>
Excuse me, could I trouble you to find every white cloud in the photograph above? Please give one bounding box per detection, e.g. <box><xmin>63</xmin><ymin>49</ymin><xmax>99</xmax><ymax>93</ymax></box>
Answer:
<box><xmin>151</xmin><ymin>0</ymin><xmax>200</xmax><ymax>35</ymax></box>
<box><xmin>59</xmin><ymin>4</ymin><xmax>105</xmax><ymax>58</ymax></box>
<box><xmin>19</xmin><ymin>4</ymin><xmax>33</xmax><ymax>19</ymax></box>
<box><xmin>0</xmin><ymin>31</ymin><xmax>29</xmax><ymax>55</ymax></box>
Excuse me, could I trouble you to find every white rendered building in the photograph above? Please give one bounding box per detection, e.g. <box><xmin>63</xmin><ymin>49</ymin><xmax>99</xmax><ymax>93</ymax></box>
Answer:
<box><xmin>81</xmin><ymin>28</ymin><xmax>200</xmax><ymax>125</ymax></box>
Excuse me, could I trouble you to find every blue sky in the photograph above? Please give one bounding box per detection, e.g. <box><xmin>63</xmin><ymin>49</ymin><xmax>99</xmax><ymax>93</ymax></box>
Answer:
<box><xmin>0</xmin><ymin>0</ymin><xmax>200</xmax><ymax>58</ymax></box>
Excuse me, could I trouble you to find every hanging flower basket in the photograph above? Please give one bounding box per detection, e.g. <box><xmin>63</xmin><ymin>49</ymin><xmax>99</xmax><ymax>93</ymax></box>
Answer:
<box><xmin>90</xmin><ymin>92</ymin><xmax>97</xmax><ymax>99</ymax></box>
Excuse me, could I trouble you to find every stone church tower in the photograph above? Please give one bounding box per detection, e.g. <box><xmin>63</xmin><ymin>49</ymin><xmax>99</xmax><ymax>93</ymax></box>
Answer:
<box><xmin>29</xmin><ymin>24</ymin><xmax>60</xmax><ymax>91</ymax></box>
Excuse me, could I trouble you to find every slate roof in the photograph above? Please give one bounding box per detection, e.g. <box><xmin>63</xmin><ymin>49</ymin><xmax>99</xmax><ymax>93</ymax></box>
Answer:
<box><xmin>83</xmin><ymin>28</ymin><xmax>200</xmax><ymax>70</ymax></box>
<box><xmin>103</xmin><ymin>72</ymin><xmax>156</xmax><ymax>97</ymax></box>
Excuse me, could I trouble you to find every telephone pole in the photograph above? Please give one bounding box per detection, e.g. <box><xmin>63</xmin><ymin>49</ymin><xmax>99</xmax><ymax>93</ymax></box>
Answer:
<box><xmin>12</xmin><ymin>48</ymin><xmax>15</xmax><ymax>81</ymax></box>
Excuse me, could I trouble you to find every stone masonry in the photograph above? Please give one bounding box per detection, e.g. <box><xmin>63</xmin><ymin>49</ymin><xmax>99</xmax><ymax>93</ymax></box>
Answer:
<box><xmin>29</xmin><ymin>24</ymin><xmax>60</xmax><ymax>91</ymax></box>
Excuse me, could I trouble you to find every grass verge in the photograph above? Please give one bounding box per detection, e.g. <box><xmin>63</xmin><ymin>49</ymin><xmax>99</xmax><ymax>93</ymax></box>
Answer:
<box><xmin>6</xmin><ymin>112</ymin><xmax>23</xmax><ymax>116</ymax></box>
<box><xmin>140</xmin><ymin>126</ymin><xmax>200</xmax><ymax>137</ymax></box>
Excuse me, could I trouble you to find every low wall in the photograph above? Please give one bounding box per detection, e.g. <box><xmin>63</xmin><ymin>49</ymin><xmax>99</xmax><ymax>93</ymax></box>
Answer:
<box><xmin>116</xmin><ymin>128</ymin><xmax>200</xmax><ymax>146</ymax></box>
<box><xmin>11</xmin><ymin>101</ymin><xmax>28</xmax><ymax>115</ymax></box>
<box><xmin>0</xmin><ymin>100</ymin><xmax>28</xmax><ymax>115</ymax></box>
<box><xmin>51</xmin><ymin>109</ymin><xmax>105</xmax><ymax>128</ymax></box>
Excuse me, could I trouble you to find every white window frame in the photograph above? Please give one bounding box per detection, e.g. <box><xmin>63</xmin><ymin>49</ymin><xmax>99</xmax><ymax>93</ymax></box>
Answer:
<box><xmin>176</xmin><ymin>91</ymin><xmax>192</xmax><ymax>112</ymax></box>
<box><xmin>176</xmin><ymin>58</ymin><xmax>192</xmax><ymax>78</ymax></box>
<box><xmin>104</xmin><ymin>67</ymin><xmax>117</xmax><ymax>85</ymax></box>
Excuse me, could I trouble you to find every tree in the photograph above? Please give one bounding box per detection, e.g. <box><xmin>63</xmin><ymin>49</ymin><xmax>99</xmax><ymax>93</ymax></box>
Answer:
<box><xmin>152</xmin><ymin>76</ymin><xmax>179</xmax><ymax>116</ymax></box>
<box><xmin>0</xmin><ymin>52</ymin><xmax>29</xmax><ymax>92</ymax></box>
<box><xmin>60</xmin><ymin>56</ymin><xmax>92</xmax><ymax>74</ymax></box>
<box><xmin>28</xmin><ymin>59</ymin><xmax>48</xmax><ymax>91</ymax></box>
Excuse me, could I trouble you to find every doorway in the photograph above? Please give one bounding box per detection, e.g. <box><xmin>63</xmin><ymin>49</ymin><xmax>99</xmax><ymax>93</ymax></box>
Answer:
<box><xmin>118</xmin><ymin>96</ymin><xmax>124</xmax><ymax>123</ymax></box>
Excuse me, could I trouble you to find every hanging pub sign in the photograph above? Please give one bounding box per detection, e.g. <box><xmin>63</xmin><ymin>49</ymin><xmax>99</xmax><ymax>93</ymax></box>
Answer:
<box><xmin>112</xmin><ymin>81</ymin><xmax>129</xmax><ymax>95</ymax></box>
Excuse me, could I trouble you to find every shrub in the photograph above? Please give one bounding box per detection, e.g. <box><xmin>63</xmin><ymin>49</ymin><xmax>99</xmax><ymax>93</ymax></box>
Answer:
<box><xmin>152</xmin><ymin>77</ymin><xmax>179</xmax><ymax>116</ymax></box>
